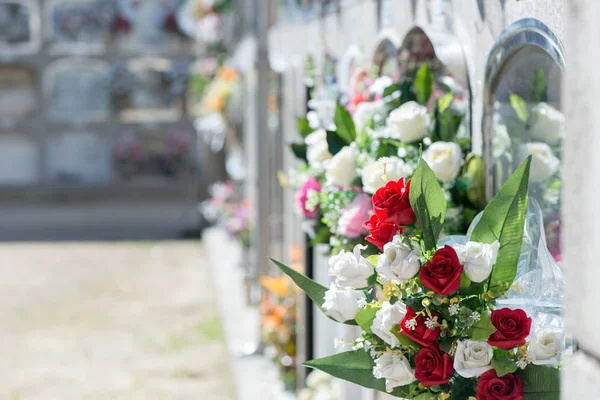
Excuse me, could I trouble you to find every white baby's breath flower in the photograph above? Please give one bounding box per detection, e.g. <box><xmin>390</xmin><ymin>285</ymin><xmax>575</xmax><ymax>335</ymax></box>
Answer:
<box><xmin>425</xmin><ymin>317</ymin><xmax>436</xmax><ymax>330</ymax></box>
<box><xmin>471</xmin><ymin>312</ymin><xmax>481</xmax><ymax>322</ymax></box>
<box><xmin>357</xmin><ymin>298</ymin><xmax>368</xmax><ymax>309</ymax></box>
<box><xmin>449</xmin><ymin>304</ymin><xmax>460</xmax><ymax>316</ymax></box>
<box><xmin>516</xmin><ymin>359</ymin><xmax>528</xmax><ymax>369</ymax></box>
<box><xmin>405</xmin><ymin>319</ymin><xmax>416</xmax><ymax>330</ymax></box>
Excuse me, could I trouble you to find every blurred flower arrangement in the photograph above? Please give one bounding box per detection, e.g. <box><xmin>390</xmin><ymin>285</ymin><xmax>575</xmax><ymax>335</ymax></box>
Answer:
<box><xmin>191</xmin><ymin>65</ymin><xmax>240</xmax><ymax>117</ymax></box>
<box><xmin>113</xmin><ymin>129</ymin><xmax>192</xmax><ymax>178</ymax></box>
<box><xmin>200</xmin><ymin>180</ymin><xmax>251</xmax><ymax>247</ymax></box>
<box><xmin>260</xmin><ymin>275</ymin><xmax>298</xmax><ymax>390</ymax></box>
<box><xmin>288</xmin><ymin>60</ymin><xmax>482</xmax><ymax>254</ymax></box>
<box><xmin>492</xmin><ymin>67</ymin><xmax>563</xmax><ymax>261</ymax></box>
<box><xmin>273</xmin><ymin>156</ymin><xmax>564</xmax><ymax>399</ymax></box>
<box><xmin>298</xmin><ymin>370</ymin><xmax>340</xmax><ymax>400</ymax></box>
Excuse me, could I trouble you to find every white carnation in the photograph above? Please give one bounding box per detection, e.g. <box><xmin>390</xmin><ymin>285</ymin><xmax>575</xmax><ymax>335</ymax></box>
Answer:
<box><xmin>373</xmin><ymin>352</ymin><xmax>415</xmax><ymax>392</ymax></box>
<box><xmin>371</xmin><ymin>302</ymin><xmax>407</xmax><ymax>347</ymax></box>
<box><xmin>529</xmin><ymin>327</ymin><xmax>564</xmax><ymax>367</ymax></box>
<box><xmin>328</xmin><ymin>244</ymin><xmax>374</xmax><ymax>288</ymax></box>
<box><xmin>305</xmin><ymin>129</ymin><xmax>332</xmax><ymax>169</ymax></box>
<box><xmin>322</xmin><ymin>283</ymin><xmax>365</xmax><ymax>323</ymax></box>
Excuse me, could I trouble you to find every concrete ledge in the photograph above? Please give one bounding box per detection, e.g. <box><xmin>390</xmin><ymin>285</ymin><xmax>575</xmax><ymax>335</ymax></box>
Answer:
<box><xmin>563</xmin><ymin>351</ymin><xmax>600</xmax><ymax>398</ymax></box>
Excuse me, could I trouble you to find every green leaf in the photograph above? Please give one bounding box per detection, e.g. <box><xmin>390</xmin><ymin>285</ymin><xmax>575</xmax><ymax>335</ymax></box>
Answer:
<box><xmin>470</xmin><ymin>157</ymin><xmax>531</xmax><ymax>295</ymax></box>
<box><xmin>290</xmin><ymin>143</ymin><xmax>307</xmax><ymax>161</ymax></box>
<box><xmin>326</xmin><ymin>130</ymin><xmax>346</xmax><ymax>155</ymax></box>
<box><xmin>509</xmin><ymin>93</ymin><xmax>529</xmax><ymax>123</ymax></box>
<box><xmin>469</xmin><ymin>311</ymin><xmax>496</xmax><ymax>341</ymax></box>
<box><xmin>304</xmin><ymin>351</ymin><xmax>412</xmax><ymax>397</ymax></box>
<box><xmin>297</xmin><ymin>117</ymin><xmax>313</xmax><ymax>138</ymax></box>
<box><xmin>391</xmin><ymin>329</ymin><xmax>420</xmax><ymax>348</ymax></box>
<box><xmin>491</xmin><ymin>358</ymin><xmax>518</xmax><ymax>377</ymax></box>
<box><xmin>459</xmin><ymin>273</ymin><xmax>471</xmax><ymax>290</ymax></box>
<box><xmin>521</xmin><ymin>365</ymin><xmax>560</xmax><ymax>400</ymax></box>
<box><xmin>309</xmin><ymin>225</ymin><xmax>330</xmax><ymax>246</ymax></box>
<box><xmin>270</xmin><ymin>258</ymin><xmax>328</xmax><ymax>311</ymax></box>
<box><xmin>383</xmin><ymin>82</ymin><xmax>401</xmax><ymax>98</ymax></box>
<box><xmin>413</xmin><ymin>392</ymin><xmax>438</xmax><ymax>400</ymax></box>
<box><xmin>270</xmin><ymin>258</ymin><xmax>357</xmax><ymax>325</ymax></box>
<box><xmin>530</xmin><ymin>67</ymin><xmax>547</xmax><ymax>103</ymax></box>
<box><xmin>439</xmin><ymin>338</ymin><xmax>455</xmax><ymax>353</ymax></box>
<box><xmin>366</xmin><ymin>254</ymin><xmax>379</xmax><ymax>266</ymax></box>
<box><xmin>355</xmin><ymin>306</ymin><xmax>380</xmax><ymax>334</ymax></box>
<box><xmin>438</xmin><ymin>92</ymin><xmax>454</xmax><ymax>112</ymax></box>
<box><xmin>409</xmin><ymin>157</ymin><xmax>447</xmax><ymax>251</ymax></box>
<box><xmin>414</xmin><ymin>62</ymin><xmax>434</xmax><ymax>106</ymax></box>
<box><xmin>399</xmin><ymin>78</ymin><xmax>417</xmax><ymax>104</ymax></box>
<box><xmin>334</xmin><ymin>104</ymin><xmax>356</xmax><ymax>144</ymax></box>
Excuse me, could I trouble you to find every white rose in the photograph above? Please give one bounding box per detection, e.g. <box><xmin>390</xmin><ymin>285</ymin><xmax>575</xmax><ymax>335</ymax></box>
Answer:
<box><xmin>361</xmin><ymin>157</ymin><xmax>412</xmax><ymax>194</ymax></box>
<box><xmin>384</xmin><ymin>101</ymin><xmax>431</xmax><ymax>142</ymax></box>
<box><xmin>529</xmin><ymin>328</ymin><xmax>564</xmax><ymax>366</ymax></box>
<box><xmin>371</xmin><ymin>302</ymin><xmax>407</xmax><ymax>347</ymax></box>
<box><xmin>452</xmin><ymin>241</ymin><xmax>499</xmax><ymax>283</ymax></box>
<box><xmin>325</xmin><ymin>146</ymin><xmax>358</xmax><ymax>187</ymax></box>
<box><xmin>353</xmin><ymin>100</ymin><xmax>384</xmax><ymax>134</ymax></box>
<box><xmin>373</xmin><ymin>352</ymin><xmax>415</xmax><ymax>392</ymax></box>
<box><xmin>377</xmin><ymin>236</ymin><xmax>421</xmax><ymax>284</ymax></box>
<box><xmin>328</xmin><ymin>244</ymin><xmax>374</xmax><ymax>288</ymax></box>
<box><xmin>530</xmin><ymin>103</ymin><xmax>565</xmax><ymax>144</ymax></box>
<box><xmin>322</xmin><ymin>283</ymin><xmax>365</xmax><ymax>323</ymax></box>
<box><xmin>422</xmin><ymin>141</ymin><xmax>464</xmax><ymax>182</ymax></box>
<box><xmin>305</xmin><ymin>129</ymin><xmax>332</xmax><ymax>168</ymax></box>
<box><xmin>521</xmin><ymin>142</ymin><xmax>560</xmax><ymax>182</ymax></box>
<box><xmin>493</xmin><ymin>124</ymin><xmax>511</xmax><ymax>160</ymax></box>
<box><xmin>453</xmin><ymin>340</ymin><xmax>494</xmax><ymax>378</ymax></box>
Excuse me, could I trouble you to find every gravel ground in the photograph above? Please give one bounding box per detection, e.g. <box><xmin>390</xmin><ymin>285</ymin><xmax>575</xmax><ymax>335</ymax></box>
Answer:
<box><xmin>0</xmin><ymin>241</ymin><xmax>234</xmax><ymax>400</ymax></box>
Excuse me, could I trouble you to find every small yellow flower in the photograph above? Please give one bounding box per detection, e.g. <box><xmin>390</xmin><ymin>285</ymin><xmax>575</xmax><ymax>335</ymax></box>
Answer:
<box><xmin>422</xmin><ymin>298</ymin><xmax>431</xmax><ymax>307</ymax></box>
<box><xmin>417</xmin><ymin>383</ymin><xmax>425</xmax><ymax>390</ymax></box>
<box><xmin>441</xmin><ymin>393</ymin><xmax>450</xmax><ymax>400</ymax></box>
<box><xmin>383</xmin><ymin>282</ymin><xmax>400</xmax><ymax>301</ymax></box>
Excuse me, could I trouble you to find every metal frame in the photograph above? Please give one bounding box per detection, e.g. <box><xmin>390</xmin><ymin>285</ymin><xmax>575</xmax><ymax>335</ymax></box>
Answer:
<box><xmin>482</xmin><ymin>18</ymin><xmax>566</xmax><ymax>201</ymax></box>
<box><xmin>0</xmin><ymin>0</ymin><xmax>42</xmax><ymax>58</ymax></box>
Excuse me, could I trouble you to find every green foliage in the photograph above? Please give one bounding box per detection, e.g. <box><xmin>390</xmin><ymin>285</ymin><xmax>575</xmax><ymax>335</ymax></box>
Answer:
<box><xmin>309</xmin><ymin>225</ymin><xmax>331</xmax><ymax>246</ymax></box>
<box><xmin>414</xmin><ymin>62</ymin><xmax>434</xmax><ymax>106</ymax></box>
<box><xmin>491</xmin><ymin>348</ymin><xmax>518</xmax><ymax>377</ymax></box>
<box><xmin>438</xmin><ymin>92</ymin><xmax>454</xmax><ymax>112</ymax></box>
<box><xmin>412</xmin><ymin>392</ymin><xmax>438</xmax><ymax>400</ymax></box>
<box><xmin>530</xmin><ymin>67</ymin><xmax>548</xmax><ymax>103</ymax></box>
<box><xmin>471</xmin><ymin>157</ymin><xmax>531</xmax><ymax>295</ymax></box>
<box><xmin>326</xmin><ymin>130</ymin><xmax>347</xmax><ymax>155</ymax></box>
<box><xmin>270</xmin><ymin>258</ymin><xmax>357</xmax><ymax>325</ymax></box>
<box><xmin>334</xmin><ymin>104</ymin><xmax>357</xmax><ymax>144</ymax></box>
<box><xmin>296</xmin><ymin>117</ymin><xmax>313</xmax><ymax>138</ymax></box>
<box><xmin>270</xmin><ymin>258</ymin><xmax>328</xmax><ymax>311</ymax></box>
<box><xmin>469</xmin><ymin>312</ymin><xmax>496</xmax><ymax>341</ymax></box>
<box><xmin>521</xmin><ymin>365</ymin><xmax>560</xmax><ymax>400</ymax></box>
<box><xmin>409</xmin><ymin>157</ymin><xmax>447</xmax><ymax>251</ymax></box>
<box><xmin>355</xmin><ymin>306</ymin><xmax>380</xmax><ymax>334</ymax></box>
<box><xmin>290</xmin><ymin>143</ymin><xmax>307</xmax><ymax>161</ymax></box>
<box><xmin>304</xmin><ymin>351</ymin><xmax>411</xmax><ymax>397</ymax></box>
<box><xmin>510</xmin><ymin>93</ymin><xmax>529</xmax><ymax>123</ymax></box>
<box><xmin>391</xmin><ymin>330</ymin><xmax>420</xmax><ymax>348</ymax></box>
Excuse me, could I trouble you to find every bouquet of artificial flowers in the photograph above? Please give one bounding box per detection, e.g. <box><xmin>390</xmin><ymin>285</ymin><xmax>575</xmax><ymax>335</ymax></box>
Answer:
<box><xmin>274</xmin><ymin>156</ymin><xmax>562</xmax><ymax>399</ymax></box>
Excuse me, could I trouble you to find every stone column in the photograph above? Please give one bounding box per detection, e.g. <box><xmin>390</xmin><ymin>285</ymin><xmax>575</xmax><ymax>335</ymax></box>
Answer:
<box><xmin>563</xmin><ymin>0</ymin><xmax>600</xmax><ymax>396</ymax></box>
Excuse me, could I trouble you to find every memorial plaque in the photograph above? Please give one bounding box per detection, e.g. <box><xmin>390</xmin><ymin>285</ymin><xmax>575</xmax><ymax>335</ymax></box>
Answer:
<box><xmin>0</xmin><ymin>135</ymin><xmax>38</xmax><ymax>185</ymax></box>
<box><xmin>0</xmin><ymin>67</ymin><xmax>37</xmax><ymax>118</ymax></box>
<box><xmin>0</xmin><ymin>0</ymin><xmax>40</xmax><ymax>55</ymax></box>
<box><xmin>45</xmin><ymin>59</ymin><xmax>110</xmax><ymax>122</ymax></box>
<box><xmin>47</xmin><ymin>0</ymin><xmax>114</xmax><ymax>54</ymax></box>
<box><xmin>115</xmin><ymin>0</ymin><xmax>182</xmax><ymax>53</ymax></box>
<box><xmin>47</xmin><ymin>132</ymin><xmax>111</xmax><ymax>183</ymax></box>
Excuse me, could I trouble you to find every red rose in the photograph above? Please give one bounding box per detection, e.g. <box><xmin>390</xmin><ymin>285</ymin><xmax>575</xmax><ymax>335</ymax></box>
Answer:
<box><xmin>419</xmin><ymin>246</ymin><xmax>464</xmax><ymax>295</ymax></box>
<box><xmin>476</xmin><ymin>369</ymin><xmax>523</xmax><ymax>400</ymax></box>
<box><xmin>364</xmin><ymin>214</ymin><xmax>399</xmax><ymax>251</ymax></box>
<box><xmin>415</xmin><ymin>344</ymin><xmax>454</xmax><ymax>386</ymax></box>
<box><xmin>372</xmin><ymin>178</ymin><xmax>415</xmax><ymax>226</ymax></box>
<box><xmin>399</xmin><ymin>306</ymin><xmax>441</xmax><ymax>347</ymax></box>
<box><xmin>488</xmin><ymin>308</ymin><xmax>532</xmax><ymax>350</ymax></box>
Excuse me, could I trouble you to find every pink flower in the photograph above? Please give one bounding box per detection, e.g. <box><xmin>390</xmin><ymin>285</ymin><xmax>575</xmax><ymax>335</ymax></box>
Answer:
<box><xmin>337</xmin><ymin>193</ymin><xmax>372</xmax><ymax>239</ymax></box>
<box><xmin>295</xmin><ymin>177</ymin><xmax>321</xmax><ymax>219</ymax></box>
